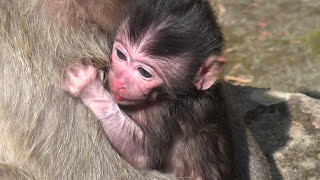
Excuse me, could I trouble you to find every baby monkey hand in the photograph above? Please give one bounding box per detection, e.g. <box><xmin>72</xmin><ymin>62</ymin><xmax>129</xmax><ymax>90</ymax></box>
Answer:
<box><xmin>63</xmin><ymin>62</ymin><xmax>102</xmax><ymax>97</ymax></box>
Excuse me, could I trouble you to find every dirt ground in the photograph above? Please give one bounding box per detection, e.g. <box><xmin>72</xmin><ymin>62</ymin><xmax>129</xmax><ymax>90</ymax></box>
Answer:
<box><xmin>212</xmin><ymin>0</ymin><xmax>320</xmax><ymax>98</ymax></box>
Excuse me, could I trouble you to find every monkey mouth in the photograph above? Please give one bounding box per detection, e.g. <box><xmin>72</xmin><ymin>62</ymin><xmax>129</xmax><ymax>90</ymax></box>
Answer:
<box><xmin>111</xmin><ymin>92</ymin><xmax>146</xmax><ymax>106</ymax></box>
<box><xmin>113</xmin><ymin>93</ymin><xmax>124</xmax><ymax>101</ymax></box>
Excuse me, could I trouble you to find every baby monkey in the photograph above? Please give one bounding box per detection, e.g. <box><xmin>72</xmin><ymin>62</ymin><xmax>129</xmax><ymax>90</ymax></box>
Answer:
<box><xmin>64</xmin><ymin>0</ymin><xmax>234</xmax><ymax>179</ymax></box>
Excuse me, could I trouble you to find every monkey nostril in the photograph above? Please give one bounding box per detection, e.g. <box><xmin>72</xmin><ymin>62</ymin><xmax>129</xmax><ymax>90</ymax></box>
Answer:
<box><xmin>114</xmin><ymin>84</ymin><xmax>125</xmax><ymax>92</ymax></box>
<box><xmin>117</xmin><ymin>86</ymin><xmax>125</xmax><ymax>91</ymax></box>
<box><xmin>111</xmin><ymin>80</ymin><xmax>125</xmax><ymax>91</ymax></box>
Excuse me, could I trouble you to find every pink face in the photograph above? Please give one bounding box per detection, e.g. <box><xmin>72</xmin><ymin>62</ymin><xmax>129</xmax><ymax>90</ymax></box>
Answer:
<box><xmin>108</xmin><ymin>41</ymin><xmax>164</xmax><ymax>105</ymax></box>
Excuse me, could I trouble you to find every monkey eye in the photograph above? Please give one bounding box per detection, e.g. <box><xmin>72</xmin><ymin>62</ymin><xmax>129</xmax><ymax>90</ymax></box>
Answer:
<box><xmin>116</xmin><ymin>48</ymin><xmax>127</xmax><ymax>61</ymax></box>
<box><xmin>138</xmin><ymin>67</ymin><xmax>153</xmax><ymax>79</ymax></box>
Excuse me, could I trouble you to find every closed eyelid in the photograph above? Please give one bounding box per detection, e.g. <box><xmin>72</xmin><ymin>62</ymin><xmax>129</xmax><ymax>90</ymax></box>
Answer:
<box><xmin>113</xmin><ymin>41</ymin><xmax>164</xmax><ymax>78</ymax></box>
<box><xmin>133</xmin><ymin>63</ymin><xmax>153</xmax><ymax>72</ymax></box>
<box><xmin>113</xmin><ymin>43</ymin><xmax>130</xmax><ymax>61</ymax></box>
<box><xmin>132</xmin><ymin>63</ymin><xmax>155</xmax><ymax>76</ymax></box>
<box><xmin>116</xmin><ymin>48</ymin><xmax>127</xmax><ymax>60</ymax></box>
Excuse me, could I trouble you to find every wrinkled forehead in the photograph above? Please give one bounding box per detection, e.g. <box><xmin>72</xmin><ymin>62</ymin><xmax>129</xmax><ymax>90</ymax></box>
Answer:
<box><xmin>115</xmin><ymin>19</ymin><xmax>167</xmax><ymax>51</ymax></box>
<box><xmin>114</xmin><ymin>22</ymin><xmax>130</xmax><ymax>45</ymax></box>
<box><xmin>114</xmin><ymin>22</ymin><xmax>190</xmax><ymax>82</ymax></box>
<box><xmin>115</xmin><ymin>20</ymin><xmax>197</xmax><ymax>78</ymax></box>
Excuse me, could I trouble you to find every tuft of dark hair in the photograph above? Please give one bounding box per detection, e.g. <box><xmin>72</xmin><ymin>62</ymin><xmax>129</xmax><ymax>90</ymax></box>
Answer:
<box><xmin>126</xmin><ymin>0</ymin><xmax>224</xmax><ymax>64</ymax></box>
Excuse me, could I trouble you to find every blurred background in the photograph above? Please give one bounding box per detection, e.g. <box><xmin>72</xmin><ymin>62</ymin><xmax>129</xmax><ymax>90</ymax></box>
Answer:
<box><xmin>212</xmin><ymin>0</ymin><xmax>320</xmax><ymax>98</ymax></box>
<box><xmin>210</xmin><ymin>1</ymin><xmax>320</xmax><ymax>179</ymax></box>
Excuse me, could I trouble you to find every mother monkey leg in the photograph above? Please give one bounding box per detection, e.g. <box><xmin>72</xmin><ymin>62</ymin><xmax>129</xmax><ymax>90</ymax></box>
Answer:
<box><xmin>0</xmin><ymin>0</ymin><xmax>175</xmax><ymax>179</ymax></box>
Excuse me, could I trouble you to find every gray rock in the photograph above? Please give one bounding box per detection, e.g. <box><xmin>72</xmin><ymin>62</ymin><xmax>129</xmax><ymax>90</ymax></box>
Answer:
<box><xmin>227</xmin><ymin>83</ymin><xmax>320</xmax><ymax>180</ymax></box>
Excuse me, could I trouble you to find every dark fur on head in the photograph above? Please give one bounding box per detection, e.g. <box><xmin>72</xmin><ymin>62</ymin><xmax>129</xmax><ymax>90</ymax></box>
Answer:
<box><xmin>121</xmin><ymin>0</ymin><xmax>225</xmax><ymax>100</ymax></box>
<box><xmin>127</xmin><ymin>0</ymin><xmax>224</xmax><ymax>58</ymax></box>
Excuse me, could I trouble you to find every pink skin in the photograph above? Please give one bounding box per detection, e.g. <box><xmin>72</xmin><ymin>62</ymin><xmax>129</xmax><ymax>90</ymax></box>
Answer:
<box><xmin>108</xmin><ymin>41</ymin><xmax>164</xmax><ymax>105</ymax></box>
<box><xmin>63</xmin><ymin>39</ymin><xmax>168</xmax><ymax>168</ymax></box>
<box><xmin>63</xmin><ymin>36</ymin><xmax>226</xmax><ymax>172</ymax></box>
<box><xmin>63</xmin><ymin>62</ymin><xmax>149</xmax><ymax>168</ymax></box>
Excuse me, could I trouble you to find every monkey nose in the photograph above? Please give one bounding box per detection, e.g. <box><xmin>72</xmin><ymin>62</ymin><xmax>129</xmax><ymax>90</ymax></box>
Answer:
<box><xmin>116</xmin><ymin>87</ymin><xmax>125</xmax><ymax>92</ymax></box>
<box><xmin>112</xmin><ymin>81</ymin><xmax>125</xmax><ymax>92</ymax></box>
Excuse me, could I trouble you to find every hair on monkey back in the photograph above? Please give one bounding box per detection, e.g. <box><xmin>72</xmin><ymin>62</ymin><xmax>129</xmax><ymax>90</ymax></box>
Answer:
<box><xmin>126</xmin><ymin>0</ymin><xmax>224</xmax><ymax>64</ymax></box>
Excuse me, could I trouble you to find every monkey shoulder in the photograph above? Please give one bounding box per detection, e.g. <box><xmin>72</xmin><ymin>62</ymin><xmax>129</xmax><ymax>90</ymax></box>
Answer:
<box><xmin>167</xmin><ymin>120</ymin><xmax>234</xmax><ymax>179</ymax></box>
<box><xmin>165</xmin><ymin>86</ymin><xmax>234</xmax><ymax>179</ymax></box>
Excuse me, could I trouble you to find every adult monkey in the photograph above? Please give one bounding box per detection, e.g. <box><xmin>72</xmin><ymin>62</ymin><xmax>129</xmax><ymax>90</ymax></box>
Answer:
<box><xmin>0</xmin><ymin>0</ymin><xmax>174</xmax><ymax>179</ymax></box>
<box><xmin>0</xmin><ymin>0</ymin><xmax>271</xmax><ymax>180</ymax></box>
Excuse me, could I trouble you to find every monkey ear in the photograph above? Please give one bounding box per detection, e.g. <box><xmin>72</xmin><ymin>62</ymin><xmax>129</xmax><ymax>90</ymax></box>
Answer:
<box><xmin>193</xmin><ymin>56</ymin><xmax>227</xmax><ymax>90</ymax></box>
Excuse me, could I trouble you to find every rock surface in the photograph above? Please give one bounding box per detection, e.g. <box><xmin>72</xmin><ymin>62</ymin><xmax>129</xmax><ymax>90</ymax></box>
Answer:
<box><xmin>213</xmin><ymin>0</ymin><xmax>320</xmax><ymax>96</ymax></box>
<box><xmin>228</xmin><ymin>83</ymin><xmax>320</xmax><ymax>180</ymax></box>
